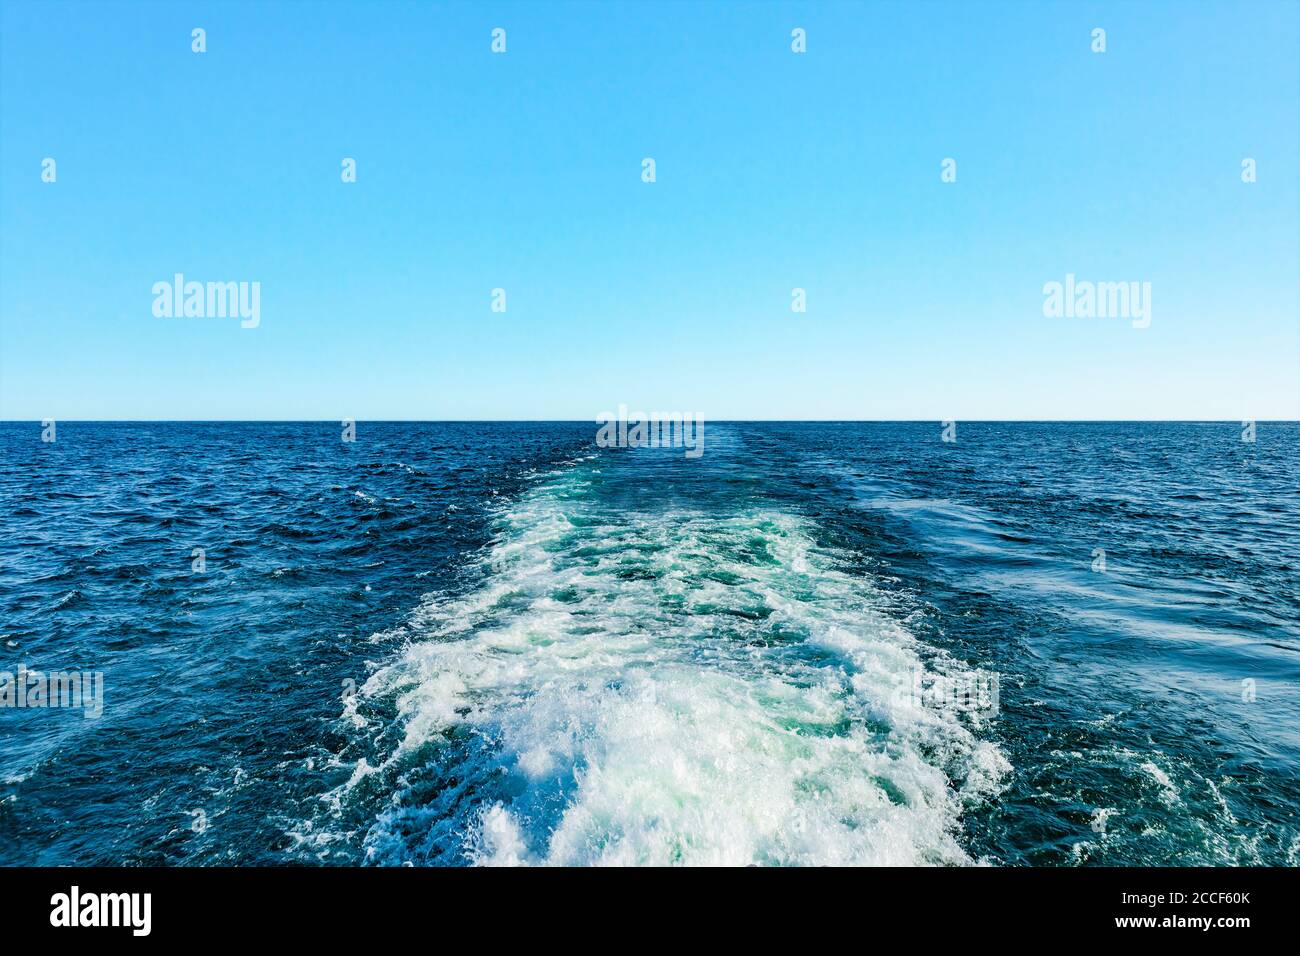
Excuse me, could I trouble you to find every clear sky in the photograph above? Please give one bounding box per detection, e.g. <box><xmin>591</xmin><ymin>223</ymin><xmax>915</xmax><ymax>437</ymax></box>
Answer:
<box><xmin>1</xmin><ymin>0</ymin><xmax>1297</xmax><ymax>420</ymax></box>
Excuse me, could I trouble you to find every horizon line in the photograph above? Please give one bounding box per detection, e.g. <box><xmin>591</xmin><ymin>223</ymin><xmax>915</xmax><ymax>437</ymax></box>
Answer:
<box><xmin>4</xmin><ymin>419</ymin><xmax>1296</xmax><ymax>425</ymax></box>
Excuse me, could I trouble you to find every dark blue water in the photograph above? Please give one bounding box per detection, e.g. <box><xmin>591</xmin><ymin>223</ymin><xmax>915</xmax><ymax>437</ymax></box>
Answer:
<box><xmin>1</xmin><ymin>422</ymin><xmax>1296</xmax><ymax>865</ymax></box>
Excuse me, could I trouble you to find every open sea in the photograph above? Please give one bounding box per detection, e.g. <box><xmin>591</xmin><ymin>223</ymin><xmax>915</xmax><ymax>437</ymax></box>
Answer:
<box><xmin>1</xmin><ymin>421</ymin><xmax>1297</xmax><ymax>866</ymax></box>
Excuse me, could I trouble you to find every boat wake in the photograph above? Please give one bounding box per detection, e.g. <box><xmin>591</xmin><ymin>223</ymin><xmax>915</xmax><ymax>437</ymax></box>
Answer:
<box><xmin>311</xmin><ymin>456</ymin><xmax>1008</xmax><ymax>865</ymax></box>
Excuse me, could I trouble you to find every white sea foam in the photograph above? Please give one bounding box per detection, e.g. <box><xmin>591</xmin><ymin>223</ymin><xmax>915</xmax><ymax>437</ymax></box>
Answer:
<box><xmin>349</xmin><ymin>463</ymin><xmax>1007</xmax><ymax>866</ymax></box>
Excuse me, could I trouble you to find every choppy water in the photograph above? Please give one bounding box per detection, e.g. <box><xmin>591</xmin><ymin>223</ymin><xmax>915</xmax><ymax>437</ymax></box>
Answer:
<box><xmin>1</xmin><ymin>422</ymin><xmax>1297</xmax><ymax>865</ymax></box>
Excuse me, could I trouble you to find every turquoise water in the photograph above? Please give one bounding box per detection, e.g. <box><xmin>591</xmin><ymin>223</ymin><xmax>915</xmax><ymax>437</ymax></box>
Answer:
<box><xmin>1</xmin><ymin>422</ymin><xmax>1296</xmax><ymax>865</ymax></box>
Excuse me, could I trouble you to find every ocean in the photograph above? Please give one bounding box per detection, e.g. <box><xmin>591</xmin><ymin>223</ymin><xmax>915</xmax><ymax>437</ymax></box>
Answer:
<box><xmin>1</xmin><ymin>421</ymin><xmax>1296</xmax><ymax>866</ymax></box>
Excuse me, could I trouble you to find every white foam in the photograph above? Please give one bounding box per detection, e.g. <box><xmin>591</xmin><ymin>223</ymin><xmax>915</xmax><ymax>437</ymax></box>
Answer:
<box><xmin>349</xmin><ymin>464</ymin><xmax>1008</xmax><ymax>866</ymax></box>
<box><xmin>1140</xmin><ymin>760</ymin><xmax>1181</xmax><ymax>804</ymax></box>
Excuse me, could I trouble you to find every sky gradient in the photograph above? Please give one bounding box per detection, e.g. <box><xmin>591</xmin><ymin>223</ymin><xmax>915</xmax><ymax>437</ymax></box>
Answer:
<box><xmin>2</xmin><ymin>0</ymin><xmax>1298</xmax><ymax>419</ymax></box>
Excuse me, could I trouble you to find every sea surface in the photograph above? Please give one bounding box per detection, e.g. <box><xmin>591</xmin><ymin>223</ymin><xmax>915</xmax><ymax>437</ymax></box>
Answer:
<box><xmin>1</xmin><ymin>421</ymin><xmax>1297</xmax><ymax>866</ymax></box>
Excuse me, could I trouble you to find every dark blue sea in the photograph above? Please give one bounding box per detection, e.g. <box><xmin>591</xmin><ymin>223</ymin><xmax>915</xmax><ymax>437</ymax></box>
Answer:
<box><xmin>1</xmin><ymin>422</ymin><xmax>1296</xmax><ymax>866</ymax></box>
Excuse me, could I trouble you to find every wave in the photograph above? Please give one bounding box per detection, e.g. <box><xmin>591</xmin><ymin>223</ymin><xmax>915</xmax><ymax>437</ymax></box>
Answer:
<box><xmin>325</xmin><ymin>457</ymin><xmax>1008</xmax><ymax>866</ymax></box>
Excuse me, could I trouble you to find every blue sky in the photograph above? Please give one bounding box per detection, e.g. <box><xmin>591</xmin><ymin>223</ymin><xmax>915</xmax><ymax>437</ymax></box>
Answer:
<box><xmin>1</xmin><ymin>0</ymin><xmax>1297</xmax><ymax>419</ymax></box>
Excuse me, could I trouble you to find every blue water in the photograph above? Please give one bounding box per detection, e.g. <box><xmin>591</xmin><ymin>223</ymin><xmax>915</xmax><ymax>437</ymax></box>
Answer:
<box><xmin>1</xmin><ymin>422</ymin><xmax>1297</xmax><ymax>865</ymax></box>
